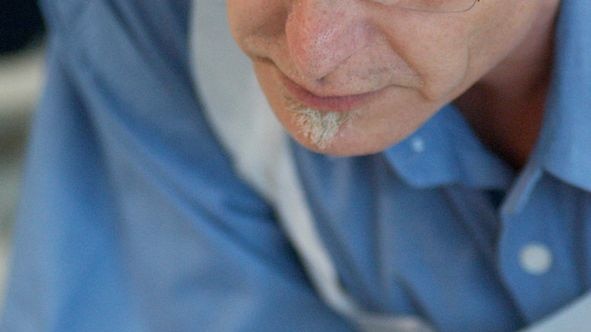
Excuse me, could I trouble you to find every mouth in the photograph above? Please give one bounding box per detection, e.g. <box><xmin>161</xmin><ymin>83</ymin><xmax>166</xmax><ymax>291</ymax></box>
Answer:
<box><xmin>278</xmin><ymin>72</ymin><xmax>386</xmax><ymax>113</ymax></box>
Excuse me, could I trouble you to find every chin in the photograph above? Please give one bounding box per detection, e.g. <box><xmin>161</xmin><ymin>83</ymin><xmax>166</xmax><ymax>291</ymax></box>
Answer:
<box><xmin>301</xmin><ymin>142</ymin><xmax>387</xmax><ymax>157</ymax></box>
<box><xmin>291</xmin><ymin>131</ymin><xmax>400</xmax><ymax>157</ymax></box>
<box><xmin>282</xmin><ymin>110</ymin><xmax>407</xmax><ymax>157</ymax></box>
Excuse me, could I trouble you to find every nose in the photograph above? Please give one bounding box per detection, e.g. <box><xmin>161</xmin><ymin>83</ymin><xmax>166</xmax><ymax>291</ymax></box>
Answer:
<box><xmin>285</xmin><ymin>0</ymin><xmax>371</xmax><ymax>83</ymax></box>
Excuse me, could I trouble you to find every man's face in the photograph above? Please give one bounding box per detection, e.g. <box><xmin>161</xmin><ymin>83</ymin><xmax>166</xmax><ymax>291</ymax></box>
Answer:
<box><xmin>227</xmin><ymin>0</ymin><xmax>549</xmax><ymax>156</ymax></box>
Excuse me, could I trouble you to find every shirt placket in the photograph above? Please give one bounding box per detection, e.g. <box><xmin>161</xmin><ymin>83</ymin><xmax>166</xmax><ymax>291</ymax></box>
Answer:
<box><xmin>497</xmin><ymin>163</ymin><xmax>584</xmax><ymax>324</ymax></box>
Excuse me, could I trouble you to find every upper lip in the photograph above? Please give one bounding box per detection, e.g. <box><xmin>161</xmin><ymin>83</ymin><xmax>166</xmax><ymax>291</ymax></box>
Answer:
<box><xmin>281</xmin><ymin>73</ymin><xmax>381</xmax><ymax>98</ymax></box>
<box><xmin>279</xmin><ymin>71</ymin><xmax>386</xmax><ymax>112</ymax></box>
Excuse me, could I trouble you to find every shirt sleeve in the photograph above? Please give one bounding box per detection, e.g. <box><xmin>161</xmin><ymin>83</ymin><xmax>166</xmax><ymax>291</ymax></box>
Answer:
<box><xmin>0</xmin><ymin>1</ymin><xmax>352</xmax><ymax>331</ymax></box>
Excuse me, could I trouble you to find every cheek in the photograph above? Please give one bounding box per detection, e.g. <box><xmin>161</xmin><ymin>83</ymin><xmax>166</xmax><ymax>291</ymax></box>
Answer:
<box><xmin>465</xmin><ymin>1</ymin><xmax>540</xmax><ymax>78</ymax></box>
<box><xmin>227</xmin><ymin>0</ymin><xmax>287</xmax><ymax>51</ymax></box>
<box><xmin>252</xmin><ymin>61</ymin><xmax>302</xmax><ymax>141</ymax></box>
<box><xmin>392</xmin><ymin>21</ymin><xmax>472</xmax><ymax>101</ymax></box>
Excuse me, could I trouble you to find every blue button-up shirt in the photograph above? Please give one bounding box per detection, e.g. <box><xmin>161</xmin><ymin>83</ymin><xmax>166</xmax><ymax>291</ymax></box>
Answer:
<box><xmin>1</xmin><ymin>1</ymin><xmax>590</xmax><ymax>331</ymax></box>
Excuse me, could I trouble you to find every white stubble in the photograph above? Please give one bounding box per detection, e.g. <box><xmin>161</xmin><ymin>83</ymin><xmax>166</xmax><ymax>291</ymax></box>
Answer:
<box><xmin>284</xmin><ymin>96</ymin><xmax>353</xmax><ymax>150</ymax></box>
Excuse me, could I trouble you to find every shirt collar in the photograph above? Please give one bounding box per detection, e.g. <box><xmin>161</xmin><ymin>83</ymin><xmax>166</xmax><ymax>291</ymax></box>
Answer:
<box><xmin>537</xmin><ymin>0</ymin><xmax>591</xmax><ymax>192</ymax></box>
<box><xmin>383</xmin><ymin>104</ymin><xmax>514</xmax><ymax>190</ymax></box>
<box><xmin>384</xmin><ymin>1</ymin><xmax>591</xmax><ymax>192</ymax></box>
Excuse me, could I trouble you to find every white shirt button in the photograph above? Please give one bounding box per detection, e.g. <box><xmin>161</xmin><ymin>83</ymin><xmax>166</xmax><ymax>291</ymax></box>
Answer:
<box><xmin>519</xmin><ymin>243</ymin><xmax>553</xmax><ymax>275</ymax></box>
<box><xmin>411</xmin><ymin>137</ymin><xmax>425</xmax><ymax>153</ymax></box>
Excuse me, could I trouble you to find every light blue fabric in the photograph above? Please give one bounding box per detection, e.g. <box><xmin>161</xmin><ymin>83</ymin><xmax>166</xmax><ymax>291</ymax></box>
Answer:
<box><xmin>0</xmin><ymin>1</ymin><xmax>350</xmax><ymax>331</ymax></box>
<box><xmin>1</xmin><ymin>1</ymin><xmax>590</xmax><ymax>331</ymax></box>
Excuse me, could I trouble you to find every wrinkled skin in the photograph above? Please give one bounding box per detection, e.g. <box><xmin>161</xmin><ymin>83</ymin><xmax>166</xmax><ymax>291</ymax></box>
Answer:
<box><xmin>227</xmin><ymin>0</ymin><xmax>560</xmax><ymax>157</ymax></box>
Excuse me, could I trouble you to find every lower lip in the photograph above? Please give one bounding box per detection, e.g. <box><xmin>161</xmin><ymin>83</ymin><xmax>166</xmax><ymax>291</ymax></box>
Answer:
<box><xmin>280</xmin><ymin>73</ymin><xmax>384</xmax><ymax>113</ymax></box>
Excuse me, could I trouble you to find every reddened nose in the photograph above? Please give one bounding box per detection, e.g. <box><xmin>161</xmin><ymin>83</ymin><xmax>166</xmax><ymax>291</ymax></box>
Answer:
<box><xmin>285</xmin><ymin>0</ymin><xmax>371</xmax><ymax>82</ymax></box>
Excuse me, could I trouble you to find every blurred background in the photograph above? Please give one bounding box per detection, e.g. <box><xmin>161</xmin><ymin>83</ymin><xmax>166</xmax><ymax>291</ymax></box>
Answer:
<box><xmin>0</xmin><ymin>0</ymin><xmax>46</xmax><ymax>305</ymax></box>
